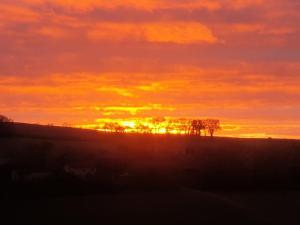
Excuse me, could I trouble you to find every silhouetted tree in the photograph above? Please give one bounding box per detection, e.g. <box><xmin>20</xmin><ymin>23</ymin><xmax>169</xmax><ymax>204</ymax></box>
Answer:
<box><xmin>102</xmin><ymin>122</ymin><xmax>116</xmax><ymax>133</ymax></box>
<box><xmin>178</xmin><ymin>118</ymin><xmax>191</xmax><ymax>135</ymax></box>
<box><xmin>102</xmin><ymin>122</ymin><xmax>126</xmax><ymax>133</ymax></box>
<box><xmin>114</xmin><ymin>124</ymin><xmax>125</xmax><ymax>133</ymax></box>
<box><xmin>165</xmin><ymin>119</ymin><xmax>175</xmax><ymax>134</ymax></box>
<box><xmin>0</xmin><ymin>115</ymin><xmax>13</xmax><ymax>123</ymax></box>
<box><xmin>0</xmin><ymin>115</ymin><xmax>15</xmax><ymax>137</ymax></box>
<box><xmin>152</xmin><ymin>117</ymin><xmax>165</xmax><ymax>133</ymax></box>
<box><xmin>203</xmin><ymin>119</ymin><xmax>221</xmax><ymax>137</ymax></box>
<box><xmin>135</xmin><ymin>122</ymin><xmax>151</xmax><ymax>133</ymax></box>
<box><xmin>190</xmin><ymin>120</ymin><xmax>205</xmax><ymax>136</ymax></box>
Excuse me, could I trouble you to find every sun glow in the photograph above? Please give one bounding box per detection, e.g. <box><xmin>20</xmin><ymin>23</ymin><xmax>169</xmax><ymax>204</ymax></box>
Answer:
<box><xmin>76</xmin><ymin>117</ymin><xmax>221</xmax><ymax>136</ymax></box>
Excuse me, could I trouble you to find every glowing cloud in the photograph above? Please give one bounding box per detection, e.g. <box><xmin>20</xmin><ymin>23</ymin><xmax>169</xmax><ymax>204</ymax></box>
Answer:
<box><xmin>87</xmin><ymin>22</ymin><xmax>217</xmax><ymax>44</ymax></box>
<box><xmin>22</xmin><ymin>0</ymin><xmax>222</xmax><ymax>11</ymax></box>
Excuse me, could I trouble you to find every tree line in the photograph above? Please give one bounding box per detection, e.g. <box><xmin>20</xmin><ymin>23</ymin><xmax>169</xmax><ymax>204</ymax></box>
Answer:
<box><xmin>101</xmin><ymin>118</ymin><xmax>221</xmax><ymax>137</ymax></box>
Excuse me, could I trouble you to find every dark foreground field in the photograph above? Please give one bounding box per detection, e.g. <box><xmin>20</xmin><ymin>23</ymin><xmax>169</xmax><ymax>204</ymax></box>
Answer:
<box><xmin>3</xmin><ymin>189</ymin><xmax>300</xmax><ymax>225</ymax></box>
<box><xmin>1</xmin><ymin>123</ymin><xmax>300</xmax><ymax>225</ymax></box>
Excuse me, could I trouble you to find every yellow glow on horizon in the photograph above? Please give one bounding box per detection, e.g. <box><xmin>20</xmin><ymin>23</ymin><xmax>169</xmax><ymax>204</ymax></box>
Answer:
<box><xmin>77</xmin><ymin>117</ymin><xmax>218</xmax><ymax>136</ymax></box>
<box><xmin>120</xmin><ymin>121</ymin><xmax>136</xmax><ymax>128</ymax></box>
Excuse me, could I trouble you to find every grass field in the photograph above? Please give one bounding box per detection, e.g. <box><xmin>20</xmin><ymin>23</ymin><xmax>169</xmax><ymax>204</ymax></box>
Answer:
<box><xmin>1</xmin><ymin>123</ymin><xmax>300</xmax><ymax>224</ymax></box>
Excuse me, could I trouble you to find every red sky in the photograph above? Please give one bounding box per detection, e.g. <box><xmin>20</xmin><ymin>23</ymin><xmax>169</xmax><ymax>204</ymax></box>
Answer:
<box><xmin>0</xmin><ymin>0</ymin><xmax>300</xmax><ymax>138</ymax></box>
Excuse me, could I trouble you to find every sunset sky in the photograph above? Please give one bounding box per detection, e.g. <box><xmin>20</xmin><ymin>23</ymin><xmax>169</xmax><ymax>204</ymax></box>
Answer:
<box><xmin>1</xmin><ymin>0</ymin><xmax>300</xmax><ymax>138</ymax></box>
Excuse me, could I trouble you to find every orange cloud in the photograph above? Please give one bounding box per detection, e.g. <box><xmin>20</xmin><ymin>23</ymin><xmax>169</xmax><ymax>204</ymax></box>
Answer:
<box><xmin>232</xmin><ymin>24</ymin><xmax>265</xmax><ymax>33</ymax></box>
<box><xmin>102</xmin><ymin>104</ymin><xmax>174</xmax><ymax>116</ymax></box>
<box><xmin>88</xmin><ymin>22</ymin><xmax>218</xmax><ymax>44</ymax></box>
<box><xmin>22</xmin><ymin>0</ymin><xmax>270</xmax><ymax>11</ymax></box>
<box><xmin>36</xmin><ymin>26</ymin><xmax>68</xmax><ymax>39</ymax></box>
<box><xmin>22</xmin><ymin>0</ymin><xmax>222</xmax><ymax>11</ymax></box>
<box><xmin>97</xmin><ymin>87</ymin><xmax>134</xmax><ymax>97</ymax></box>
<box><xmin>230</xmin><ymin>23</ymin><xmax>296</xmax><ymax>36</ymax></box>
<box><xmin>0</xmin><ymin>3</ymin><xmax>39</xmax><ymax>24</ymax></box>
<box><xmin>227</xmin><ymin>0</ymin><xmax>266</xmax><ymax>9</ymax></box>
<box><xmin>22</xmin><ymin>0</ymin><xmax>272</xmax><ymax>11</ymax></box>
<box><xmin>143</xmin><ymin>23</ymin><xmax>218</xmax><ymax>44</ymax></box>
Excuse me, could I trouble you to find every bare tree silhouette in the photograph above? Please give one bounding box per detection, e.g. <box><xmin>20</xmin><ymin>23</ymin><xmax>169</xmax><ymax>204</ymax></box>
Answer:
<box><xmin>178</xmin><ymin>118</ymin><xmax>191</xmax><ymax>135</ymax></box>
<box><xmin>203</xmin><ymin>119</ymin><xmax>221</xmax><ymax>137</ymax></box>
<box><xmin>0</xmin><ymin>115</ymin><xmax>15</xmax><ymax>137</ymax></box>
<box><xmin>152</xmin><ymin>117</ymin><xmax>165</xmax><ymax>133</ymax></box>
<box><xmin>136</xmin><ymin>123</ymin><xmax>151</xmax><ymax>133</ymax></box>
<box><xmin>114</xmin><ymin>124</ymin><xmax>125</xmax><ymax>133</ymax></box>
<box><xmin>0</xmin><ymin>115</ymin><xmax>13</xmax><ymax>123</ymax></box>
<box><xmin>190</xmin><ymin>120</ymin><xmax>205</xmax><ymax>136</ymax></box>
